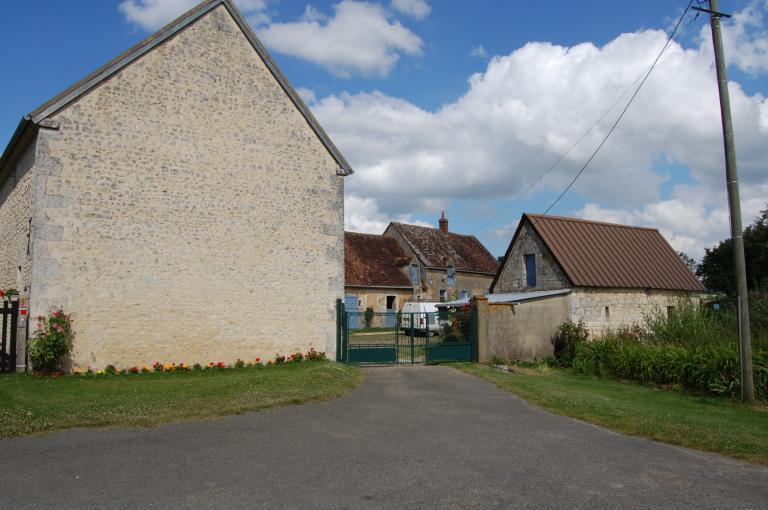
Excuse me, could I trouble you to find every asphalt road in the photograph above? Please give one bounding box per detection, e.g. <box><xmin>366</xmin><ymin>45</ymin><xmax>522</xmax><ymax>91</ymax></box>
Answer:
<box><xmin>2</xmin><ymin>365</ymin><xmax>767</xmax><ymax>509</ymax></box>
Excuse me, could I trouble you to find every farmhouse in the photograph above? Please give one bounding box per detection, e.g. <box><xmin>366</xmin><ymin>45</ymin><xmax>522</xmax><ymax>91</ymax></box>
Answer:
<box><xmin>383</xmin><ymin>213</ymin><xmax>499</xmax><ymax>302</ymax></box>
<box><xmin>0</xmin><ymin>0</ymin><xmax>351</xmax><ymax>370</ymax></box>
<box><xmin>344</xmin><ymin>232</ymin><xmax>412</xmax><ymax>315</ymax></box>
<box><xmin>477</xmin><ymin>213</ymin><xmax>705</xmax><ymax>361</ymax></box>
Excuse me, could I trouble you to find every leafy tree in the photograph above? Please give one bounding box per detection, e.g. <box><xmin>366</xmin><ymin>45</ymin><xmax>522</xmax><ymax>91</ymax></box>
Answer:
<box><xmin>677</xmin><ymin>251</ymin><xmax>698</xmax><ymax>275</ymax></box>
<box><xmin>697</xmin><ymin>205</ymin><xmax>768</xmax><ymax>294</ymax></box>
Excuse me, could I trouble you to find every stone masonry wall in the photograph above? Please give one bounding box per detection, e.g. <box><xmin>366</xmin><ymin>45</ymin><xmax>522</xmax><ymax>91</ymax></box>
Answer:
<box><xmin>0</xmin><ymin>140</ymin><xmax>35</xmax><ymax>295</ymax></box>
<box><xmin>29</xmin><ymin>5</ymin><xmax>345</xmax><ymax>369</ymax></box>
<box><xmin>344</xmin><ymin>287</ymin><xmax>412</xmax><ymax>313</ymax></box>
<box><xmin>423</xmin><ymin>269</ymin><xmax>494</xmax><ymax>301</ymax></box>
<box><xmin>494</xmin><ymin>220</ymin><xmax>569</xmax><ymax>293</ymax></box>
<box><xmin>569</xmin><ymin>288</ymin><xmax>695</xmax><ymax>338</ymax></box>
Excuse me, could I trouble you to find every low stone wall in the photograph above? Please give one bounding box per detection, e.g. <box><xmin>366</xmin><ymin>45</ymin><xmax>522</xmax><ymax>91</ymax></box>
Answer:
<box><xmin>476</xmin><ymin>294</ymin><xmax>569</xmax><ymax>362</ymax></box>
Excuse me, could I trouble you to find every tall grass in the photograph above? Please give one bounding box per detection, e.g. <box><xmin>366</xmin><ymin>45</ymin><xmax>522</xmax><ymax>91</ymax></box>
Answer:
<box><xmin>572</xmin><ymin>294</ymin><xmax>768</xmax><ymax>400</ymax></box>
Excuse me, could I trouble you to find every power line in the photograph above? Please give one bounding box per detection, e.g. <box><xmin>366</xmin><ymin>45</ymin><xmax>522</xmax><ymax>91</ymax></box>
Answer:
<box><xmin>541</xmin><ymin>0</ymin><xmax>695</xmax><ymax>216</ymax></box>
<box><xmin>475</xmin><ymin>2</ymin><xmax>701</xmax><ymax>234</ymax></box>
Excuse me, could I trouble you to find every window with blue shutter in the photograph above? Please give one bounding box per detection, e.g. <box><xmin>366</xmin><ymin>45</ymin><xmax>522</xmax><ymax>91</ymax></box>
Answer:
<box><xmin>447</xmin><ymin>265</ymin><xmax>455</xmax><ymax>287</ymax></box>
<box><xmin>410</xmin><ymin>264</ymin><xmax>420</xmax><ymax>286</ymax></box>
<box><xmin>524</xmin><ymin>254</ymin><xmax>537</xmax><ymax>287</ymax></box>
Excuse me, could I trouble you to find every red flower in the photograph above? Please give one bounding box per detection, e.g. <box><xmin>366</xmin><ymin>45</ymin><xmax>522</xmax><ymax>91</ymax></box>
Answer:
<box><xmin>256</xmin><ymin>357</ymin><xmax>261</xmax><ymax>363</ymax></box>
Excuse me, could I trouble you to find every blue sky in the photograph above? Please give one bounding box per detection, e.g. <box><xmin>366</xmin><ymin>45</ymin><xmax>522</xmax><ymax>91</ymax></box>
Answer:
<box><xmin>2</xmin><ymin>1</ymin><xmax>767</xmax><ymax>258</ymax></box>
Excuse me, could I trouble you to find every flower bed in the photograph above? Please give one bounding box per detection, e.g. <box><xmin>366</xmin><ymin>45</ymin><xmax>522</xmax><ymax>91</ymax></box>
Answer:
<box><xmin>70</xmin><ymin>348</ymin><xmax>327</xmax><ymax>376</ymax></box>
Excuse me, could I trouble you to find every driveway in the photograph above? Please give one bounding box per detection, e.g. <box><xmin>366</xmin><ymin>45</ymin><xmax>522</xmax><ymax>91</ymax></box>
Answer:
<box><xmin>3</xmin><ymin>365</ymin><xmax>767</xmax><ymax>509</ymax></box>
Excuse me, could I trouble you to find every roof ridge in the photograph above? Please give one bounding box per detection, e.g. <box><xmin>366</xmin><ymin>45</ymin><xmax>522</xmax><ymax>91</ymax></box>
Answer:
<box><xmin>526</xmin><ymin>213</ymin><xmax>659</xmax><ymax>231</ymax></box>
<box><xmin>2</xmin><ymin>0</ymin><xmax>353</xmax><ymax>178</ymax></box>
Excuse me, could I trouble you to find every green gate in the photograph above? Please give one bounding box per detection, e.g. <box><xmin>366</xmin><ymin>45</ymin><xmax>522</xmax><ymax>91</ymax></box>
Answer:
<box><xmin>336</xmin><ymin>300</ymin><xmax>477</xmax><ymax>365</ymax></box>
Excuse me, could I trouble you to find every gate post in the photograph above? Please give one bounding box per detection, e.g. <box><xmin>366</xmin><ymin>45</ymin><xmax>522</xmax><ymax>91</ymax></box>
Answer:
<box><xmin>9</xmin><ymin>298</ymin><xmax>19</xmax><ymax>372</ymax></box>
<box><xmin>335</xmin><ymin>299</ymin><xmax>343</xmax><ymax>362</ymax></box>
<box><xmin>472</xmin><ymin>296</ymin><xmax>489</xmax><ymax>363</ymax></box>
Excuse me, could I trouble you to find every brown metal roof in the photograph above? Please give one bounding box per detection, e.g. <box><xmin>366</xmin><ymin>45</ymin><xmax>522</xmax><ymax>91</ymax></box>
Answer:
<box><xmin>388</xmin><ymin>223</ymin><xmax>499</xmax><ymax>274</ymax></box>
<box><xmin>492</xmin><ymin>214</ymin><xmax>704</xmax><ymax>292</ymax></box>
<box><xmin>345</xmin><ymin>232</ymin><xmax>412</xmax><ymax>288</ymax></box>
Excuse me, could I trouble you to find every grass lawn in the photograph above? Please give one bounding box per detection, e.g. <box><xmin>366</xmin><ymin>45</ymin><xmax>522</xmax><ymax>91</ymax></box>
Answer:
<box><xmin>453</xmin><ymin>363</ymin><xmax>768</xmax><ymax>464</ymax></box>
<box><xmin>0</xmin><ymin>362</ymin><xmax>361</xmax><ymax>438</ymax></box>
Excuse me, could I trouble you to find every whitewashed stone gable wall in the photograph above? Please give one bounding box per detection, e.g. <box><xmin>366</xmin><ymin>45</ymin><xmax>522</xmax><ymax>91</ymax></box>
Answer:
<box><xmin>26</xmin><ymin>5</ymin><xmax>344</xmax><ymax>369</ymax></box>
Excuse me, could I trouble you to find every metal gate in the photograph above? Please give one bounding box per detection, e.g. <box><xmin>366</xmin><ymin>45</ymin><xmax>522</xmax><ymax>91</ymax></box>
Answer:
<box><xmin>0</xmin><ymin>299</ymin><xmax>20</xmax><ymax>374</ymax></box>
<box><xmin>336</xmin><ymin>300</ymin><xmax>476</xmax><ymax>365</ymax></box>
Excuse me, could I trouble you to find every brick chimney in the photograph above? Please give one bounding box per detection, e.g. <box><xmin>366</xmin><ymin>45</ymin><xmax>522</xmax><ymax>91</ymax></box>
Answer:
<box><xmin>439</xmin><ymin>211</ymin><xmax>449</xmax><ymax>234</ymax></box>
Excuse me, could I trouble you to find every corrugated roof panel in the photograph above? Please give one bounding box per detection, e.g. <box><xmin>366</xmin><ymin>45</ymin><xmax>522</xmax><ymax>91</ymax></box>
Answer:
<box><xmin>523</xmin><ymin>214</ymin><xmax>704</xmax><ymax>291</ymax></box>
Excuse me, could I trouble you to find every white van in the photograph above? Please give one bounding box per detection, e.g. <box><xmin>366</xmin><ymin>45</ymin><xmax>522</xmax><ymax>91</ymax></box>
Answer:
<box><xmin>400</xmin><ymin>301</ymin><xmax>441</xmax><ymax>335</ymax></box>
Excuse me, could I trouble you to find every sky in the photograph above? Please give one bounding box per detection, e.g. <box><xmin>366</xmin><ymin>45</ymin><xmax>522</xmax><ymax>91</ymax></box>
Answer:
<box><xmin>1</xmin><ymin>0</ymin><xmax>767</xmax><ymax>259</ymax></box>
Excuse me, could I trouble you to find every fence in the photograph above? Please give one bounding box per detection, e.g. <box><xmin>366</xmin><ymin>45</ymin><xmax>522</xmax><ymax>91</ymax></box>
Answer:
<box><xmin>0</xmin><ymin>298</ymin><xmax>20</xmax><ymax>373</ymax></box>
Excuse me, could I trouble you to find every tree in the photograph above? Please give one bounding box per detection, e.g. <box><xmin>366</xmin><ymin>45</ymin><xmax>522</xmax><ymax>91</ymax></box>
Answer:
<box><xmin>697</xmin><ymin>205</ymin><xmax>768</xmax><ymax>294</ymax></box>
<box><xmin>677</xmin><ymin>251</ymin><xmax>698</xmax><ymax>275</ymax></box>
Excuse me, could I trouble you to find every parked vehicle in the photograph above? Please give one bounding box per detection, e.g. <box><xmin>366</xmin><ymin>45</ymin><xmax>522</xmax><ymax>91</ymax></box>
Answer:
<box><xmin>400</xmin><ymin>301</ymin><xmax>441</xmax><ymax>335</ymax></box>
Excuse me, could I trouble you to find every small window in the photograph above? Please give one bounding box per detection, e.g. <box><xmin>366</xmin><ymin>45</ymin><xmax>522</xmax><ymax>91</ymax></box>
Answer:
<box><xmin>460</xmin><ymin>290</ymin><xmax>468</xmax><ymax>300</ymax></box>
<box><xmin>386</xmin><ymin>296</ymin><xmax>396</xmax><ymax>310</ymax></box>
<box><xmin>439</xmin><ymin>289</ymin><xmax>447</xmax><ymax>302</ymax></box>
<box><xmin>410</xmin><ymin>264</ymin><xmax>420</xmax><ymax>286</ymax></box>
<box><xmin>524</xmin><ymin>254</ymin><xmax>537</xmax><ymax>287</ymax></box>
<box><xmin>605</xmin><ymin>306</ymin><xmax>610</xmax><ymax>318</ymax></box>
<box><xmin>446</xmin><ymin>265</ymin><xmax>455</xmax><ymax>287</ymax></box>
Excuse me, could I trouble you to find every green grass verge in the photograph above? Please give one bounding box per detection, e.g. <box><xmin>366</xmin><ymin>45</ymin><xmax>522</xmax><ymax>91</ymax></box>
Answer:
<box><xmin>0</xmin><ymin>362</ymin><xmax>361</xmax><ymax>438</ymax></box>
<box><xmin>453</xmin><ymin>363</ymin><xmax>768</xmax><ymax>464</ymax></box>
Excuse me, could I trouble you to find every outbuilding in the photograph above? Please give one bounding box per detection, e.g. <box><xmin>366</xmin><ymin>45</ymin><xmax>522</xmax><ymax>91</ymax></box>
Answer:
<box><xmin>481</xmin><ymin>213</ymin><xmax>705</xmax><ymax>361</ymax></box>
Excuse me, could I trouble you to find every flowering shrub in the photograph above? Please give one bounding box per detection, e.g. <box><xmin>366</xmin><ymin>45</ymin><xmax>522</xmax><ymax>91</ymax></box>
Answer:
<box><xmin>28</xmin><ymin>310</ymin><xmax>73</xmax><ymax>372</ymax></box>
<box><xmin>305</xmin><ymin>348</ymin><xmax>326</xmax><ymax>361</ymax></box>
<box><xmin>0</xmin><ymin>288</ymin><xmax>19</xmax><ymax>300</ymax></box>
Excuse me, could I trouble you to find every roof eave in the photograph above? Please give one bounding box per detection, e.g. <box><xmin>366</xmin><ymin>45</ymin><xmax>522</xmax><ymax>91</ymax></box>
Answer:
<box><xmin>0</xmin><ymin>116</ymin><xmax>36</xmax><ymax>186</ymax></box>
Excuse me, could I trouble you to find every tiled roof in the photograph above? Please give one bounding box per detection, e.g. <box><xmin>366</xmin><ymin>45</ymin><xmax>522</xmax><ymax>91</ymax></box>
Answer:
<box><xmin>492</xmin><ymin>214</ymin><xmax>704</xmax><ymax>291</ymax></box>
<box><xmin>388</xmin><ymin>223</ymin><xmax>499</xmax><ymax>274</ymax></box>
<box><xmin>345</xmin><ymin>232</ymin><xmax>412</xmax><ymax>288</ymax></box>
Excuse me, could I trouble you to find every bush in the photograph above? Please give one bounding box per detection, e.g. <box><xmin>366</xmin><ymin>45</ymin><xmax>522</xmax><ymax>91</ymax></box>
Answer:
<box><xmin>363</xmin><ymin>307</ymin><xmax>374</xmax><ymax>329</ymax></box>
<box><xmin>551</xmin><ymin>320</ymin><xmax>588</xmax><ymax>367</ymax></box>
<box><xmin>573</xmin><ymin>337</ymin><xmax>768</xmax><ymax>400</ymax></box>
<box><xmin>28</xmin><ymin>310</ymin><xmax>73</xmax><ymax>373</ymax></box>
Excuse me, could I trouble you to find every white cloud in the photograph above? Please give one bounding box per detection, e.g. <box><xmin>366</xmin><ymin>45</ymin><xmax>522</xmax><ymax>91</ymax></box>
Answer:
<box><xmin>119</xmin><ymin>0</ymin><xmax>268</xmax><ymax>31</ymax></box>
<box><xmin>258</xmin><ymin>1</ymin><xmax>423</xmax><ymax>77</ymax></box>
<box><xmin>698</xmin><ymin>0</ymin><xmax>768</xmax><ymax>75</ymax></box>
<box><xmin>470</xmin><ymin>45</ymin><xmax>488</xmax><ymax>59</ymax></box>
<box><xmin>309</xmin><ymin>8</ymin><xmax>768</xmax><ymax>254</ymax></box>
<box><xmin>390</xmin><ymin>0</ymin><xmax>431</xmax><ymax>20</ymax></box>
<box><xmin>295</xmin><ymin>86</ymin><xmax>317</xmax><ymax>104</ymax></box>
<box><xmin>345</xmin><ymin>194</ymin><xmax>430</xmax><ymax>233</ymax></box>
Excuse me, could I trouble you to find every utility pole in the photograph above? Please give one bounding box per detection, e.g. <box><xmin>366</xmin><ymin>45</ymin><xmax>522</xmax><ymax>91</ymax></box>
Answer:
<box><xmin>697</xmin><ymin>0</ymin><xmax>754</xmax><ymax>402</ymax></box>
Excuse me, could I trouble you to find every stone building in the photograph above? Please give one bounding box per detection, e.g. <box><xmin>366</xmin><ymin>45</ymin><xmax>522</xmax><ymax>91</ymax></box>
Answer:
<box><xmin>383</xmin><ymin>213</ymin><xmax>499</xmax><ymax>302</ymax></box>
<box><xmin>485</xmin><ymin>214</ymin><xmax>704</xmax><ymax>357</ymax></box>
<box><xmin>0</xmin><ymin>0</ymin><xmax>352</xmax><ymax>370</ymax></box>
<box><xmin>344</xmin><ymin>232</ymin><xmax>412</xmax><ymax>314</ymax></box>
